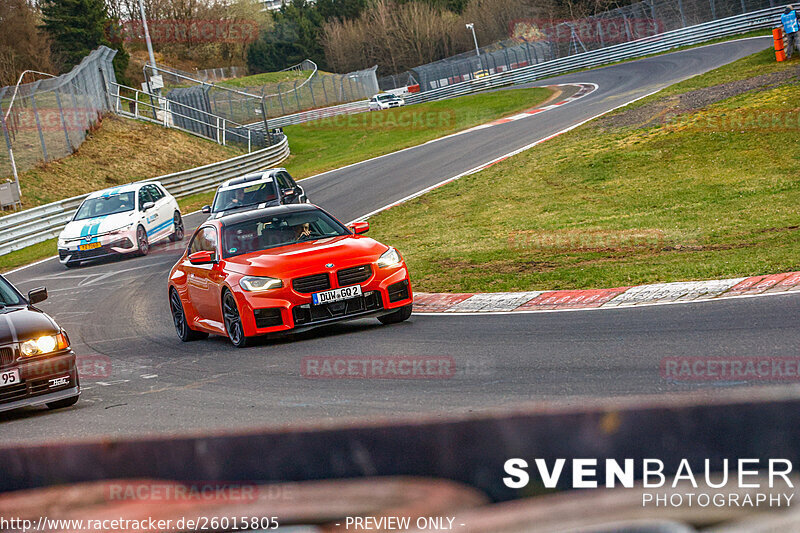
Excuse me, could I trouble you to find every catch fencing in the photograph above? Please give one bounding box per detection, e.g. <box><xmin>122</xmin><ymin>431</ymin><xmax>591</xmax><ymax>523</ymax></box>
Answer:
<box><xmin>0</xmin><ymin>47</ymin><xmax>118</xmax><ymax>195</ymax></box>
<box><xmin>0</xmin><ymin>135</ymin><xmax>289</xmax><ymax>256</ymax></box>
<box><xmin>410</xmin><ymin>0</ymin><xmax>781</xmax><ymax>91</ymax></box>
<box><xmin>151</xmin><ymin>62</ymin><xmax>379</xmax><ymax>126</ymax></box>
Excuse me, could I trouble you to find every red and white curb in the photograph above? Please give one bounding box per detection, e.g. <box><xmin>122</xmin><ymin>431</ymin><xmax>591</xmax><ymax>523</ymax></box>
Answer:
<box><xmin>461</xmin><ymin>83</ymin><xmax>597</xmax><ymax>133</ymax></box>
<box><xmin>413</xmin><ymin>271</ymin><xmax>800</xmax><ymax>314</ymax></box>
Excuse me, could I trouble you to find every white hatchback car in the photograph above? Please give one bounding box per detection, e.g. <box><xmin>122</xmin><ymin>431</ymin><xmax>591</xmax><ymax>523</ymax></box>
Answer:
<box><xmin>57</xmin><ymin>182</ymin><xmax>183</xmax><ymax>267</ymax></box>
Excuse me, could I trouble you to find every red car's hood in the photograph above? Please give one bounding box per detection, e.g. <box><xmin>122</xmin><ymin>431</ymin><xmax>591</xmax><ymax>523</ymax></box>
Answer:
<box><xmin>223</xmin><ymin>235</ymin><xmax>390</xmax><ymax>278</ymax></box>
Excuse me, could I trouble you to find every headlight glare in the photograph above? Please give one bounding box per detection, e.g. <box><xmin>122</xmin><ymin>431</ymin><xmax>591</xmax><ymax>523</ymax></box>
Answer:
<box><xmin>20</xmin><ymin>333</ymin><xmax>68</xmax><ymax>357</ymax></box>
<box><xmin>239</xmin><ymin>276</ymin><xmax>283</xmax><ymax>291</ymax></box>
<box><xmin>377</xmin><ymin>247</ymin><xmax>402</xmax><ymax>268</ymax></box>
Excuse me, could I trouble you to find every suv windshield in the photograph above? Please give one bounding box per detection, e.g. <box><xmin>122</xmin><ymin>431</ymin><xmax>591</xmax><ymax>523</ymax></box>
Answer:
<box><xmin>222</xmin><ymin>210</ymin><xmax>349</xmax><ymax>258</ymax></box>
<box><xmin>0</xmin><ymin>277</ymin><xmax>23</xmax><ymax>306</ymax></box>
<box><xmin>74</xmin><ymin>192</ymin><xmax>135</xmax><ymax>220</ymax></box>
<box><xmin>213</xmin><ymin>182</ymin><xmax>278</xmax><ymax>212</ymax></box>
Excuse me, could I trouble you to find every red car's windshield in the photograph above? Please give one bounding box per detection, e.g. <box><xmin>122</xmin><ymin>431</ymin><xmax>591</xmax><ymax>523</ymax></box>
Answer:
<box><xmin>221</xmin><ymin>210</ymin><xmax>350</xmax><ymax>258</ymax></box>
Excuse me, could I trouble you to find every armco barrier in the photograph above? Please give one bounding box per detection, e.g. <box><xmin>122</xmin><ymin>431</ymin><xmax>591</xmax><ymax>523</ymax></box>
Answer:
<box><xmin>0</xmin><ymin>135</ymin><xmax>289</xmax><ymax>256</ymax></box>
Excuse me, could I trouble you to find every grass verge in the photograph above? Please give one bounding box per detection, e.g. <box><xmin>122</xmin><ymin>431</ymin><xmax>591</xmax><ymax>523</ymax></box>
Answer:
<box><xmin>0</xmin><ymin>239</ymin><xmax>56</xmax><ymax>273</ymax></box>
<box><xmin>15</xmin><ymin>115</ymin><xmax>244</xmax><ymax>209</ymax></box>
<box><xmin>368</xmin><ymin>48</ymin><xmax>800</xmax><ymax>292</ymax></box>
<box><xmin>218</xmin><ymin>69</ymin><xmax>317</xmax><ymax>89</ymax></box>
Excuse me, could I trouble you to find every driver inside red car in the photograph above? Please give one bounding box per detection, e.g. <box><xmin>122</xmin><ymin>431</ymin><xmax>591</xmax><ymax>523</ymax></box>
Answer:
<box><xmin>294</xmin><ymin>223</ymin><xmax>312</xmax><ymax>240</ymax></box>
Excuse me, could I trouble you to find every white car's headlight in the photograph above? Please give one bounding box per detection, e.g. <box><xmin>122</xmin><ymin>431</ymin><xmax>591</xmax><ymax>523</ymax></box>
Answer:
<box><xmin>239</xmin><ymin>276</ymin><xmax>283</xmax><ymax>291</ymax></box>
<box><xmin>108</xmin><ymin>223</ymin><xmax>135</xmax><ymax>236</ymax></box>
<box><xmin>20</xmin><ymin>333</ymin><xmax>69</xmax><ymax>357</ymax></box>
<box><xmin>377</xmin><ymin>247</ymin><xmax>402</xmax><ymax>268</ymax></box>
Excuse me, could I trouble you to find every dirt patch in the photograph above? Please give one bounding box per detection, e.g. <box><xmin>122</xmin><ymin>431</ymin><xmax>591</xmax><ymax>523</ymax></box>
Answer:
<box><xmin>598</xmin><ymin>67</ymin><xmax>800</xmax><ymax>129</ymax></box>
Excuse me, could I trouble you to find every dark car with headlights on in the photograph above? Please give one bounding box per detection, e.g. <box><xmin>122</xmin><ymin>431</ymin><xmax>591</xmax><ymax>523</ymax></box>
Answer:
<box><xmin>0</xmin><ymin>275</ymin><xmax>79</xmax><ymax>412</ymax></box>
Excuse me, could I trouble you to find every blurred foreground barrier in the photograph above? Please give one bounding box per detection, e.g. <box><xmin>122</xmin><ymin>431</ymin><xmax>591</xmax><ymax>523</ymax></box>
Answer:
<box><xmin>2</xmin><ymin>387</ymin><xmax>800</xmax><ymax>503</ymax></box>
<box><xmin>0</xmin><ymin>135</ymin><xmax>289</xmax><ymax>256</ymax></box>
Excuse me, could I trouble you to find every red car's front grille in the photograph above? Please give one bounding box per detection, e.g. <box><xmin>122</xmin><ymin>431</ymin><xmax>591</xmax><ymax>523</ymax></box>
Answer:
<box><xmin>292</xmin><ymin>273</ymin><xmax>331</xmax><ymax>294</ymax></box>
<box><xmin>337</xmin><ymin>264</ymin><xmax>371</xmax><ymax>286</ymax></box>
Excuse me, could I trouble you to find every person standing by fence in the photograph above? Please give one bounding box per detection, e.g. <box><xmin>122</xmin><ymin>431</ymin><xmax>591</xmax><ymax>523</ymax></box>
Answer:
<box><xmin>782</xmin><ymin>5</ymin><xmax>800</xmax><ymax>58</ymax></box>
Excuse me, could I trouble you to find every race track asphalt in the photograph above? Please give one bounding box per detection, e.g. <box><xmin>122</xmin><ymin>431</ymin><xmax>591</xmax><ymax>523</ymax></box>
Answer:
<box><xmin>5</xmin><ymin>36</ymin><xmax>794</xmax><ymax>445</ymax></box>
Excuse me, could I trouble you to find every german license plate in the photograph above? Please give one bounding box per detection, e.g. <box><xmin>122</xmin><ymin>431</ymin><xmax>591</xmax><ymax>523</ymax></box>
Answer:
<box><xmin>0</xmin><ymin>368</ymin><xmax>20</xmax><ymax>388</ymax></box>
<box><xmin>79</xmin><ymin>242</ymin><xmax>101</xmax><ymax>251</ymax></box>
<box><xmin>312</xmin><ymin>285</ymin><xmax>362</xmax><ymax>305</ymax></box>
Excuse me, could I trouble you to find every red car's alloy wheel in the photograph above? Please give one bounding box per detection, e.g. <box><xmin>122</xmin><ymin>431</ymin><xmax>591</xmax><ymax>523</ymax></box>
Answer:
<box><xmin>170</xmin><ymin>289</ymin><xmax>207</xmax><ymax>342</ymax></box>
<box><xmin>223</xmin><ymin>291</ymin><xmax>248</xmax><ymax>348</ymax></box>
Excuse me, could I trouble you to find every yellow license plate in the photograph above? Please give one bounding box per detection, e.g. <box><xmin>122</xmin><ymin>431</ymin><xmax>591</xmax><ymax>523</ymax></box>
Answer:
<box><xmin>79</xmin><ymin>242</ymin><xmax>101</xmax><ymax>251</ymax></box>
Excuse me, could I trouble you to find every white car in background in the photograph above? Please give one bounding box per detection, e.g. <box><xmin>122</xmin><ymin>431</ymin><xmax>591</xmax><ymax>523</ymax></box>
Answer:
<box><xmin>57</xmin><ymin>182</ymin><xmax>183</xmax><ymax>268</ymax></box>
<box><xmin>369</xmin><ymin>93</ymin><xmax>406</xmax><ymax>111</ymax></box>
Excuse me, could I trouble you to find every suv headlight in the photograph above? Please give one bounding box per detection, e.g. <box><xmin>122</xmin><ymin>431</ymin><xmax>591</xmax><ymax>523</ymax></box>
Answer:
<box><xmin>20</xmin><ymin>332</ymin><xmax>69</xmax><ymax>357</ymax></box>
<box><xmin>239</xmin><ymin>276</ymin><xmax>283</xmax><ymax>291</ymax></box>
<box><xmin>377</xmin><ymin>247</ymin><xmax>402</xmax><ymax>268</ymax></box>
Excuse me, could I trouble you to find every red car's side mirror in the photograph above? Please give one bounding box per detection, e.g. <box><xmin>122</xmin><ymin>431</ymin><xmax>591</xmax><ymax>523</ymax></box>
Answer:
<box><xmin>349</xmin><ymin>221</ymin><xmax>369</xmax><ymax>234</ymax></box>
<box><xmin>188</xmin><ymin>251</ymin><xmax>216</xmax><ymax>265</ymax></box>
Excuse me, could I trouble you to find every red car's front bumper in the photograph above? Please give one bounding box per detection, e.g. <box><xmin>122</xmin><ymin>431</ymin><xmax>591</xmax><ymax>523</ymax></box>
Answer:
<box><xmin>232</xmin><ymin>264</ymin><xmax>412</xmax><ymax>337</ymax></box>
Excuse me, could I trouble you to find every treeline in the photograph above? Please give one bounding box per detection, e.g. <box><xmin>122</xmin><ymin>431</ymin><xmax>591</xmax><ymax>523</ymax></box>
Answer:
<box><xmin>1</xmin><ymin>0</ymin><xmax>636</xmax><ymax>90</ymax></box>
<box><xmin>321</xmin><ymin>0</ymin><xmax>553</xmax><ymax>75</ymax></box>
<box><xmin>248</xmin><ymin>0</ymin><xmax>634</xmax><ymax>76</ymax></box>
<box><xmin>110</xmin><ymin>0</ymin><xmax>269</xmax><ymax>79</ymax></box>
<box><xmin>1</xmin><ymin>0</ymin><xmax>128</xmax><ymax>87</ymax></box>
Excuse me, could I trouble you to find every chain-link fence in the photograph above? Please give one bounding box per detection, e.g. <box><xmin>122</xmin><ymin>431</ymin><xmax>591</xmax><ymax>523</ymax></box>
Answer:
<box><xmin>153</xmin><ymin>62</ymin><xmax>379</xmax><ymax>126</ymax></box>
<box><xmin>410</xmin><ymin>0</ymin><xmax>780</xmax><ymax>91</ymax></box>
<box><xmin>0</xmin><ymin>47</ymin><xmax>118</xmax><ymax>192</ymax></box>
<box><xmin>378</xmin><ymin>71</ymin><xmax>419</xmax><ymax>92</ymax></box>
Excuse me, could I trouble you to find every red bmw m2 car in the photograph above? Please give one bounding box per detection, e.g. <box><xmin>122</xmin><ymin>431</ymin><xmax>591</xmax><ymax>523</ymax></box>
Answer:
<box><xmin>168</xmin><ymin>205</ymin><xmax>413</xmax><ymax>347</ymax></box>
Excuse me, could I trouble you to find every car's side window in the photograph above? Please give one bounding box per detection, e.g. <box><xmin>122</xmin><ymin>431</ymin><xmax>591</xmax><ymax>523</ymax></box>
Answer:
<box><xmin>148</xmin><ymin>185</ymin><xmax>165</xmax><ymax>201</ymax></box>
<box><xmin>275</xmin><ymin>172</ymin><xmax>290</xmax><ymax>191</ymax></box>
<box><xmin>189</xmin><ymin>227</ymin><xmax>218</xmax><ymax>255</ymax></box>
<box><xmin>282</xmin><ymin>172</ymin><xmax>298</xmax><ymax>188</ymax></box>
<box><xmin>138</xmin><ymin>187</ymin><xmax>154</xmax><ymax>210</ymax></box>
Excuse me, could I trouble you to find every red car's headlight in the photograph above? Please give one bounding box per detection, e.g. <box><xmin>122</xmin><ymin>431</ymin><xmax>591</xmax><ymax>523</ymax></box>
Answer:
<box><xmin>239</xmin><ymin>276</ymin><xmax>283</xmax><ymax>291</ymax></box>
<box><xmin>377</xmin><ymin>247</ymin><xmax>402</xmax><ymax>268</ymax></box>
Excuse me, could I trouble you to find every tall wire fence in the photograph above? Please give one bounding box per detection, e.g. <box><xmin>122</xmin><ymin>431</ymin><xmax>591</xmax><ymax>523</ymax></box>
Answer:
<box><xmin>0</xmin><ymin>47</ymin><xmax>117</xmax><ymax>190</ymax></box>
<box><xmin>152</xmin><ymin>62</ymin><xmax>379</xmax><ymax>126</ymax></box>
<box><xmin>410</xmin><ymin>0</ymin><xmax>780</xmax><ymax>91</ymax></box>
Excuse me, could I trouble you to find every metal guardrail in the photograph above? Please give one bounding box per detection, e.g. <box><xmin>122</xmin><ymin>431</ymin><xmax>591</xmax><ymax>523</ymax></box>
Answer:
<box><xmin>249</xmin><ymin>7</ymin><xmax>779</xmax><ymax>130</ymax></box>
<box><xmin>109</xmin><ymin>81</ymin><xmax>265</xmax><ymax>151</ymax></box>
<box><xmin>0</xmin><ymin>135</ymin><xmax>289</xmax><ymax>257</ymax></box>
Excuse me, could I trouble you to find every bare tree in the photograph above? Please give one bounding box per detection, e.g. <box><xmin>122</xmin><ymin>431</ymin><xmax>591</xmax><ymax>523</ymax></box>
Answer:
<box><xmin>0</xmin><ymin>0</ymin><xmax>53</xmax><ymax>86</ymax></box>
